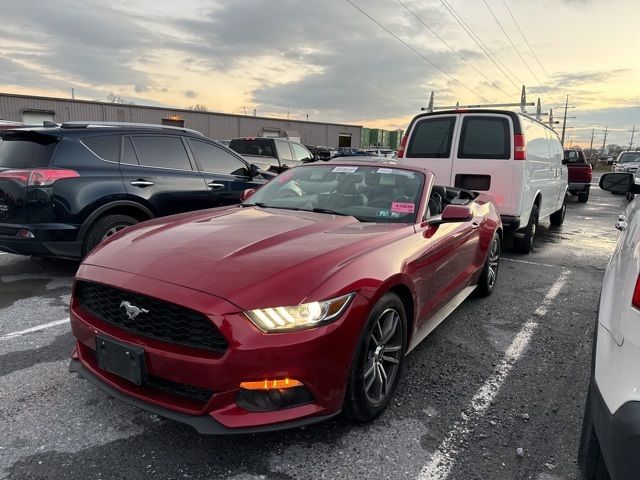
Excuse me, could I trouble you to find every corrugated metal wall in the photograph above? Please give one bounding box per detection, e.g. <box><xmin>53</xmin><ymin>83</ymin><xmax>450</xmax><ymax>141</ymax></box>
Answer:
<box><xmin>0</xmin><ymin>93</ymin><xmax>362</xmax><ymax>148</ymax></box>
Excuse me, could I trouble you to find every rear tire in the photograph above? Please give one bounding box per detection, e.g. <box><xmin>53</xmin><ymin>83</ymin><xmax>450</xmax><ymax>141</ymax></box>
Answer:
<box><xmin>344</xmin><ymin>292</ymin><xmax>407</xmax><ymax>422</ymax></box>
<box><xmin>475</xmin><ymin>233</ymin><xmax>500</xmax><ymax>297</ymax></box>
<box><xmin>579</xmin><ymin>188</ymin><xmax>590</xmax><ymax>203</ymax></box>
<box><xmin>82</xmin><ymin>214</ymin><xmax>138</xmax><ymax>257</ymax></box>
<box><xmin>513</xmin><ymin>204</ymin><xmax>539</xmax><ymax>254</ymax></box>
<box><xmin>578</xmin><ymin>387</ymin><xmax>611</xmax><ymax>480</ymax></box>
<box><xmin>550</xmin><ymin>194</ymin><xmax>568</xmax><ymax>225</ymax></box>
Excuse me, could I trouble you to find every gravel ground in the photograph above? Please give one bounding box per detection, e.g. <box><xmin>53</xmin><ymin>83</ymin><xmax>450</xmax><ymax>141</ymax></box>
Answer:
<box><xmin>0</xmin><ymin>178</ymin><xmax>627</xmax><ymax>480</ymax></box>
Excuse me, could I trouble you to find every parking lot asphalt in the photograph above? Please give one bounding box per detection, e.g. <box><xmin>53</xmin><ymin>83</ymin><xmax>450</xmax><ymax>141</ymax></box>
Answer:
<box><xmin>0</xmin><ymin>177</ymin><xmax>628</xmax><ymax>480</ymax></box>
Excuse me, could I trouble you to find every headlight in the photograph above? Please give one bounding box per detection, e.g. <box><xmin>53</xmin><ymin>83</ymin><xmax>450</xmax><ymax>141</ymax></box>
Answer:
<box><xmin>244</xmin><ymin>293</ymin><xmax>354</xmax><ymax>332</ymax></box>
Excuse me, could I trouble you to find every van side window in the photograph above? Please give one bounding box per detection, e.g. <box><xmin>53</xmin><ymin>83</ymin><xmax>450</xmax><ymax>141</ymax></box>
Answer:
<box><xmin>406</xmin><ymin>117</ymin><xmax>456</xmax><ymax>158</ymax></box>
<box><xmin>458</xmin><ymin>117</ymin><xmax>510</xmax><ymax>160</ymax></box>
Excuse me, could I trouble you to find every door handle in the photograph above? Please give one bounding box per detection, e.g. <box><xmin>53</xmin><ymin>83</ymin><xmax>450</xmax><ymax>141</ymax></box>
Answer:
<box><xmin>130</xmin><ymin>180</ymin><xmax>154</xmax><ymax>187</ymax></box>
<box><xmin>616</xmin><ymin>221</ymin><xmax>628</xmax><ymax>231</ymax></box>
<box><xmin>207</xmin><ymin>182</ymin><xmax>225</xmax><ymax>189</ymax></box>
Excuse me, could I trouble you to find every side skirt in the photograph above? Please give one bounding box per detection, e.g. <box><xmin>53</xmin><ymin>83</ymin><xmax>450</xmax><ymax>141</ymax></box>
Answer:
<box><xmin>407</xmin><ymin>285</ymin><xmax>476</xmax><ymax>353</ymax></box>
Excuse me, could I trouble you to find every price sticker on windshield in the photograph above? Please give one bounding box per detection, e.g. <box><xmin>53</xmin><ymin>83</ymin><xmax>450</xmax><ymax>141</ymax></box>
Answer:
<box><xmin>332</xmin><ymin>166</ymin><xmax>359</xmax><ymax>173</ymax></box>
<box><xmin>391</xmin><ymin>202</ymin><xmax>415</xmax><ymax>214</ymax></box>
<box><xmin>278</xmin><ymin>171</ymin><xmax>294</xmax><ymax>183</ymax></box>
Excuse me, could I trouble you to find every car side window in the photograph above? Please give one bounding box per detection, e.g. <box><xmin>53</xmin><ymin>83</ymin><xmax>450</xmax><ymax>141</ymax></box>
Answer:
<box><xmin>82</xmin><ymin>135</ymin><xmax>121</xmax><ymax>163</ymax></box>
<box><xmin>407</xmin><ymin>117</ymin><xmax>456</xmax><ymax>158</ymax></box>
<box><xmin>131</xmin><ymin>136</ymin><xmax>192</xmax><ymax>170</ymax></box>
<box><xmin>188</xmin><ymin>139</ymin><xmax>249</xmax><ymax>176</ymax></box>
<box><xmin>274</xmin><ymin>140</ymin><xmax>294</xmax><ymax>161</ymax></box>
<box><xmin>458</xmin><ymin>116</ymin><xmax>510</xmax><ymax>159</ymax></box>
<box><xmin>122</xmin><ymin>136</ymin><xmax>139</xmax><ymax>165</ymax></box>
<box><xmin>292</xmin><ymin>143</ymin><xmax>312</xmax><ymax>162</ymax></box>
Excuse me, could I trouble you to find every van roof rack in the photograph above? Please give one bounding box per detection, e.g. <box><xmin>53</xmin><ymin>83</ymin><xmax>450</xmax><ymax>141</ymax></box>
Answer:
<box><xmin>60</xmin><ymin>121</ymin><xmax>203</xmax><ymax>136</ymax></box>
<box><xmin>422</xmin><ymin>85</ymin><xmax>535</xmax><ymax>113</ymax></box>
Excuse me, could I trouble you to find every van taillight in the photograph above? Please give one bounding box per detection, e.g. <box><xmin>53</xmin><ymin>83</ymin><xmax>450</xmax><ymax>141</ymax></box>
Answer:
<box><xmin>633</xmin><ymin>275</ymin><xmax>640</xmax><ymax>309</ymax></box>
<box><xmin>397</xmin><ymin>134</ymin><xmax>408</xmax><ymax>158</ymax></box>
<box><xmin>514</xmin><ymin>134</ymin><xmax>526</xmax><ymax>160</ymax></box>
<box><xmin>0</xmin><ymin>169</ymin><xmax>79</xmax><ymax>186</ymax></box>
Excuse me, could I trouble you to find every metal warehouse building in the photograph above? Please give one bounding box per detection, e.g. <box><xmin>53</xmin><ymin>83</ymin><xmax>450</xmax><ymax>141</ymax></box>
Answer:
<box><xmin>0</xmin><ymin>93</ymin><xmax>362</xmax><ymax>148</ymax></box>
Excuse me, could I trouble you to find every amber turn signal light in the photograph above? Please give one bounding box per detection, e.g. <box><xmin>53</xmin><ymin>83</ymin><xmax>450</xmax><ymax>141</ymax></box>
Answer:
<box><xmin>239</xmin><ymin>379</ymin><xmax>303</xmax><ymax>390</ymax></box>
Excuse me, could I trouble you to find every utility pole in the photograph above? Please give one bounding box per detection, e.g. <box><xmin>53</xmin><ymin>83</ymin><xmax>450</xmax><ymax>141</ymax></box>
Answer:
<box><xmin>601</xmin><ymin>126</ymin><xmax>609</xmax><ymax>155</ymax></box>
<box><xmin>630</xmin><ymin>125</ymin><xmax>636</xmax><ymax>150</ymax></box>
<box><xmin>71</xmin><ymin>88</ymin><xmax>75</xmax><ymax>99</ymax></box>
<box><xmin>561</xmin><ymin>95</ymin><xmax>569</xmax><ymax>147</ymax></box>
<box><xmin>588</xmin><ymin>128</ymin><xmax>595</xmax><ymax>160</ymax></box>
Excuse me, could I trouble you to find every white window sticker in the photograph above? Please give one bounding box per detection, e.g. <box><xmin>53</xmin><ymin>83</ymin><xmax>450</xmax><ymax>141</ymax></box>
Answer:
<box><xmin>332</xmin><ymin>166</ymin><xmax>359</xmax><ymax>173</ymax></box>
<box><xmin>376</xmin><ymin>168</ymin><xmax>393</xmax><ymax>174</ymax></box>
<box><xmin>376</xmin><ymin>167</ymin><xmax>415</xmax><ymax>178</ymax></box>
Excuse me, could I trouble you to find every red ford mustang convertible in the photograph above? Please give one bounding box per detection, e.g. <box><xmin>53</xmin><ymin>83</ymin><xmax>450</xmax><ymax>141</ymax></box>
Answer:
<box><xmin>69</xmin><ymin>162</ymin><xmax>502</xmax><ymax>433</ymax></box>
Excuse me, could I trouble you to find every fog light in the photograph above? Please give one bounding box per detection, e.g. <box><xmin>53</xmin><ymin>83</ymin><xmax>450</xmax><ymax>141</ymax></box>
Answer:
<box><xmin>16</xmin><ymin>229</ymin><xmax>35</xmax><ymax>239</ymax></box>
<box><xmin>237</xmin><ymin>381</ymin><xmax>314</xmax><ymax>412</ymax></box>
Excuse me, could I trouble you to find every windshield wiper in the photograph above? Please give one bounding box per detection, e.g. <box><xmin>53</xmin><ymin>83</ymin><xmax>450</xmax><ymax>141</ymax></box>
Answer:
<box><xmin>308</xmin><ymin>208</ymin><xmax>350</xmax><ymax>216</ymax></box>
<box><xmin>241</xmin><ymin>202</ymin><xmax>268</xmax><ymax>208</ymax></box>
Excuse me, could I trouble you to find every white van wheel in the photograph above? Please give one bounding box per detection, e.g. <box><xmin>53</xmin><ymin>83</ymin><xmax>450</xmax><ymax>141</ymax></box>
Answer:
<box><xmin>513</xmin><ymin>205</ymin><xmax>538</xmax><ymax>254</ymax></box>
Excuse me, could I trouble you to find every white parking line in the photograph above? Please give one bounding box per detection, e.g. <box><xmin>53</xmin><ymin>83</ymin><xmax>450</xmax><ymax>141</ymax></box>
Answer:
<box><xmin>501</xmin><ymin>257</ymin><xmax>560</xmax><ymax>268</ymax></box>
<box><xmin>417</xmin><ymin>270</ymin><xmax>569</xmax><ymax>480</ymax></box>
<box><xmin>0</xmin><ymin>318</ymin><xmax>70</xmax><ymax>341</ymax></box>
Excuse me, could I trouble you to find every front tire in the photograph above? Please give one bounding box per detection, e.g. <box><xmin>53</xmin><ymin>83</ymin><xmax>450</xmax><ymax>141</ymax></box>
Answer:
<box><xmin>550</xmin><ymin>194</ymin><xmax>568</xmax><ymax>225</ymax></box>
<box><xmin>344</xmin><ymin>293</ymin><xmax>407</xmax><ymax>422</ymax></box>
<box><xmin>83</xmin><ymin>214</ymin><xmax>138</xmax><ymax>257</ymax></box>
<box><xmin>513</xmin><ymin>204</ymin><xmax>539</xmax><ymax>254</ymax></box>
<box><xmin>475</xmin><ymin>233</ymin><xmax>500</xmax><ymax>297</ymax></box>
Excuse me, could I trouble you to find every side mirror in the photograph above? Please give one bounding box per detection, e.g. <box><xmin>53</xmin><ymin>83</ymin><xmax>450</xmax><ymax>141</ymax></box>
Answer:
<box><xmin>248</xmin><ymin>164</ymin><xmax>260</xmax><ymax>177</ymax></box>
<box><xmin>561</xmin><ymin>158</ymin><xmax>568</xmax><ymax>165</ymax></box>
<box><xmin>240</xmin><ymin>188</ymin><xmax>256</xmax><ymax>202</ymax></box>
<box><xmin>599</xmin><ymin>172</ymin><xmax>635</xmax><ymax>194</ymax></box>
<box><xmin>429</xmin><ymin>205</ymin><xmax>473</xmax><ymax>225</ymax></box>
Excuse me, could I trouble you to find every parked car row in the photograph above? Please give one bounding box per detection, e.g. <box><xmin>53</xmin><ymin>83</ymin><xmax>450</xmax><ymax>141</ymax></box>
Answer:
<box><xmin>228</xmin><ymin>137</ymin><xmax>314</xmax><ymax>173</ymax></box>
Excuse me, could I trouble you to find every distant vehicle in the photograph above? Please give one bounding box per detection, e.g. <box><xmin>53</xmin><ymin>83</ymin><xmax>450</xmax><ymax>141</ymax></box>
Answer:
<box><xmin>327</xmin><ymin>155</ymin><xmax>396</xmax><ymax>164</ymax></box>
<box><xmin>0</xmin><ymin>122</ymin><xmax>271</xmax><ymax>259</ymax></box>
<box><xmin>69</xmin><ymin>161</ymin><xmax>502</xmax><ymax>433</ymax></box>
<box><xmin>398</xmin><ymin>109</ymin><xmax>568</xmax><ymax>253</ymax></box>
<box><xmin>365</xmin><ymin>148</ymin><xmax>396</xmax><ymax>158</ymax></box>
<box><xmin>334</xmin><ymin>148</ymin><xmax>368</xmax><ymax>158</ymax></box>
<box><xmin>613</xmin><ymin>151</ymin><xmax>640</xmax><ymax>174</ymax></box>
<box><xmin>306</xmin><ymin>145</ymin><xmax>332</xmax><ymax>161</ymax></box>
<box><xmin>579</xmin><ymin>172</ymin><xmax>640</xmax><ymax>480</ymax></box>
<box><xmin>564</xmin><ymin>149</ymin><xmax>593</xmax><ymax>203</ymax></box>
<box><xmin>228</xmin><ymin>137</ymin><xmax>314</xmax><ymax>173</ymax></box>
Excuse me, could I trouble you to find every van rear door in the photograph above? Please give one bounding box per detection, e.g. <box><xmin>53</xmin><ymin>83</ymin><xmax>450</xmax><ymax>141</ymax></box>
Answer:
<box><xmin>450</xmin><ymin>113</ymin><xmax>515</xmax><ymax>214</ymax></box>
<box><xmin>402</xmin><ymin>114</ymin><xmax>459</xmax><ymax>183</ymax></box>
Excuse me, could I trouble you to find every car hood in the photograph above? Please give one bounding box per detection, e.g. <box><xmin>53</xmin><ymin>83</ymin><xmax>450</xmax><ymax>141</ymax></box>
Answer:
<box><xmin>84</xmin><ymin>207</ymin><xmax>410</xmax><ymax>310</ymax></box>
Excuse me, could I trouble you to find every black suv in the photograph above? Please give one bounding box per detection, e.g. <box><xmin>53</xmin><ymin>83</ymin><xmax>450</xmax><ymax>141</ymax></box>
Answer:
<box><xmin>0</xmin><ymin>122</ymin><xmax>272</xmax><ymax>259</ymax></box>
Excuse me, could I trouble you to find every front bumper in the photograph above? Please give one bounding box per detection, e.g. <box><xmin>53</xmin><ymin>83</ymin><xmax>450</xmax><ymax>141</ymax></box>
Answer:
<box><xmin>69</xmin><ymin>264</ymin><xmax>369</xmax><ymax>433</ymax></box>
<box><xmin>590</xmin><ymin>381</ymin><xmax>640</xmax><ymax>480</ymax></box>
<box><xmin>0</xmin><ymin>223</ymin><xmax>81</xmax><ymax>258</ymax></box>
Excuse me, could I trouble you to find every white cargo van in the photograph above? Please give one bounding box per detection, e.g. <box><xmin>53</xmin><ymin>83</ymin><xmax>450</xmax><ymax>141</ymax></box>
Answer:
<box><xmin>398</xmin><ymin>109</ymin><xmax>567</xmax><ymax>253</ymax></box>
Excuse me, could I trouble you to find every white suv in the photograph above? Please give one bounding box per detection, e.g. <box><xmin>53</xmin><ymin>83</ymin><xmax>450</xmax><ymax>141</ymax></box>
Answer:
<box><xmin>579</xmin><ymin>172</ymin><xmax>640</xmax><ymax>480</ymax></box>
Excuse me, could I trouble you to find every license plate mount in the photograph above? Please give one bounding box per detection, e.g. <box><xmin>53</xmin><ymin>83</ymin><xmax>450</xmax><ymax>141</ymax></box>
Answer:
<box><xmin>95</xmin><ymin>335</ymin><xmax>147</xmax><ymax>385</ymax></box>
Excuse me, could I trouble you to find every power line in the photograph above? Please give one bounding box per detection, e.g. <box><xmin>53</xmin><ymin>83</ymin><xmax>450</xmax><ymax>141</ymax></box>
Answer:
<box><xmin>439</xmin><ymin>0</ymin><xmax>521</xmax><ymax>91</ymax></box>
<box><xmin>397</xmin><ymin>0</ymin><xmax>516</xmax><ymax>100</ymax></box>
<box><xmin>481</xmin><ymin>0</ymin><xmax>561</xmax><ymax>109</ymax></box>
<box><xmin>344</xmin><ymin>0</ymin><xmax>489</xmax><ymax>102</ymax></box>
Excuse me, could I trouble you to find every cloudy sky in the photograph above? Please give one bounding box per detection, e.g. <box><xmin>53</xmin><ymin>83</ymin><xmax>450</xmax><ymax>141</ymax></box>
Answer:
<box><xmin>0</xmin><ymin>0</ymin><xmax>638</xmax><ymax>147</ymax></box>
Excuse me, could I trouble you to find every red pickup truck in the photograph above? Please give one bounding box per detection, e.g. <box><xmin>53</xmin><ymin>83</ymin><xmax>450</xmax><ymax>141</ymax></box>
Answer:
<box><xmin>563</xmin><ymin>149</ymin><xmax>593</xmax><ymax>203</ymax></box>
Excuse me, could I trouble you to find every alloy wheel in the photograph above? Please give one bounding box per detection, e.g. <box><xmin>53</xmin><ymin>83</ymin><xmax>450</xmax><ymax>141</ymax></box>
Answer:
<box><xmin>363</xmin><ymin>308</ymin><xmax>403</xmax><ymax>405</ymax></box>
<box><xmin>488</xmin><ymin>237</ymin><xmax>500</xmax><ymax>287</ymax></box>
<box><xmin>102</xmin><ymin>225</ymin><xmax>127</xmax><ymax>241</ymax></box>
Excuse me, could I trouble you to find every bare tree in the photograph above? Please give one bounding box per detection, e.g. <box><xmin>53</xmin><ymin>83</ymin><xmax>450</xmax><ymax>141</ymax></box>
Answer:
<box><xmin>188</xmin><ymin>104</ymin><xmax>208</xmax><ymax>112</ymax></box>
<box><xmin>104</xmin><ymin>93</ymin><xmax>134</xmax><ymax>105</ymax></box>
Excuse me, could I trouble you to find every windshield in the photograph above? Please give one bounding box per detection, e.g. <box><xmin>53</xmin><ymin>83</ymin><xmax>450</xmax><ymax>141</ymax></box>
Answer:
<box><xmin>246</xmin><ymin>165</ymin><xmax>424</xmax><ymax>223</ymax></box>
<box><xmin>617</xmin><ymin>152</ymin><xmax>640</xmax><ymax>163</ymax></box>
<box><xmin>228</xmin><ymin>139</ymin><xmax>276</xmax><ymax>158</ymax></box>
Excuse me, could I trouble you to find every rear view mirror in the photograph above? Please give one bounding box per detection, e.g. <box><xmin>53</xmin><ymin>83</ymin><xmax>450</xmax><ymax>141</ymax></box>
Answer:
<box><xmin>599</xmin><ymin>173</ymin><xmax>634</xmax><ymax>194</ymax></box>
<box><xmin>441</xmin><ymin>205</ymin><xmax>473</xmax><ymax>222</ymax></box>
<box><xmin>240</xmin><ymin>188</ymin><xmax>256</xmax><ymax>202</ymax></box>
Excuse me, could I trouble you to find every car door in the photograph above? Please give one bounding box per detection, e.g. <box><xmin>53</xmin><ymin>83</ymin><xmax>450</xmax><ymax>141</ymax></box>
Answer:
<box><xmin>411</xmin><ymin>189</ymin><xmax>482</xmax><ymax>329</ymax></box>
<box><xmin>121</xmin><ymin>135</ymin><xmax>209</xmax><ymax>216</ymax></box>
<box><xmin>187</xmin><ymin>138</ymin><xmax>264</xmax><ymax>208</ymax></box>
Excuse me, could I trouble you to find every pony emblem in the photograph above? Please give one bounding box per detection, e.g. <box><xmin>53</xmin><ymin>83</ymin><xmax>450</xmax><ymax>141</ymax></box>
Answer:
<box><xmin>120</xmin><ymin>301</ymin><xmax>149</xmax><ymax>320</ymax></box>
